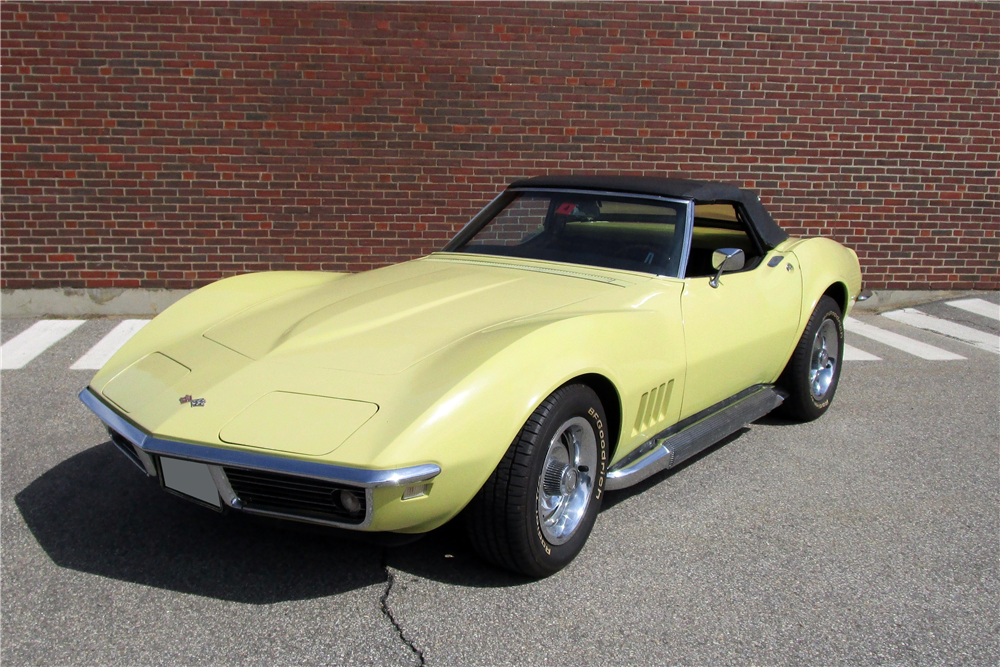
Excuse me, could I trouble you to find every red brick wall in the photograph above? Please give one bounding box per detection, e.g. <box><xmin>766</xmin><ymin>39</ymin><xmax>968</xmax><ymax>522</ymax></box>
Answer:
<box><xmin>2</xmin><ymin>1</ymin><xmax>997</xmax><ymax>290</ymax></box>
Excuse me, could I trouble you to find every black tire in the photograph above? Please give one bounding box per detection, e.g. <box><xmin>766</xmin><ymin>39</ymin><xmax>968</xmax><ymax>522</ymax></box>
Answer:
<box><xmin>778</xmin><ymin>295</ymin><xmax>844</xmax><ymax>422</ymax></box>
<box><xmin>464</xmin><ymin>384</ymin><xmax>609</xmax><ymax>577</ymax></box>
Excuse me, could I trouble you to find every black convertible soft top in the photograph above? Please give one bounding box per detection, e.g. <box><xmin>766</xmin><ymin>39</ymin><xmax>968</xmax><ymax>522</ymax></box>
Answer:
<box><xmin>509</xmin><ymin>175</ymin><xmax>789</xmax><ymax>250</ymax></box>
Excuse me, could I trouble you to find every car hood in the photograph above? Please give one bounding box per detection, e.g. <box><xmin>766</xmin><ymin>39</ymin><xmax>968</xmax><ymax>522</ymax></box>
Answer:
<box><xmin>202</xmin><ymin>257</ymin><xmax>623</xmax><ymax>375</ymax></box>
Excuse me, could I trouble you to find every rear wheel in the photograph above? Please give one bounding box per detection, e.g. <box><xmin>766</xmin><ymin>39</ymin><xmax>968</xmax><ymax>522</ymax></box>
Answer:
<box><xmin>464</xmin><ymin>384</ymin><xmax>608</xmax><ymax>577</ymax></box>
<box><xmin>778</xmin><ymin>295</ymin><xmax>844</xmax><ymax>421</ymax></box>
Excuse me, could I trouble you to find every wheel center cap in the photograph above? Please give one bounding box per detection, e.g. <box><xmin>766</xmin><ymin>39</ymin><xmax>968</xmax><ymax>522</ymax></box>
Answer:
<box><xmin>561</xmin><ymin>467</ymin><xmax>579</xmax><ymax>494</ymax></box>
<box><xmin>819</xmin><ymin>350</ymin><xmax>828</xmax><ymax>366</ymax></box>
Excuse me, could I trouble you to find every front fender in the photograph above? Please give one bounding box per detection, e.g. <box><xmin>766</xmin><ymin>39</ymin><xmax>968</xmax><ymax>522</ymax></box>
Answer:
<box><xmin>356</xmin><ymin>298</ymin><xmax>686</xmax><ymax>532</ymax></box>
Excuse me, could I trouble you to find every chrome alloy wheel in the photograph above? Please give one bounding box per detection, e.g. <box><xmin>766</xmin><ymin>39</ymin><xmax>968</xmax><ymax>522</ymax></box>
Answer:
<box><xmin>537</xmin><ymin>416</ymin><xmax>598</xmax><ymax>546</ymax></box>
<box><xmin>809</xmin><ymin>317</ymin><xmax>840</xmax><ymax>400</ymax></box>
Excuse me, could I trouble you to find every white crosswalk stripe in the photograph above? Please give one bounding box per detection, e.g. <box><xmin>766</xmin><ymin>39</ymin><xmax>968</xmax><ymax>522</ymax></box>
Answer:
<box><xmin>70</xmin><ymin>319</ymin><xmax>150</xmax><ymax>370</ymax></box>
<box><xmin>842</xmin><ymin>344</ymin><xmax>881</xmax><ymax>361</ymax></box>
<box><xmin>844</xmin><ymin>317</ymin><xmax>966</xmax><ymax>361</ymax></box>
<box><xmin>945</xmin><ymin>298</ymin><xmax>1000</xmax><ymax>322</ymax></box>
<box><xmin>882</xmin><ymin>308</ymin><xmax>999</xmax><ymax>355</ymax></box>
<box><xmin>0</xmin><ymin>320</ymin><xmax>87</xmax><ymax>369</ymax></box>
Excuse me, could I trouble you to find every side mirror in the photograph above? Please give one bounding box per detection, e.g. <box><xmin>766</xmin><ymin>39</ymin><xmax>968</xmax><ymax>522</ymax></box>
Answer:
<box><xmin>709</xmin><ymin>248</ymin><xmax>745</xmax><ymax>288</ymax></box>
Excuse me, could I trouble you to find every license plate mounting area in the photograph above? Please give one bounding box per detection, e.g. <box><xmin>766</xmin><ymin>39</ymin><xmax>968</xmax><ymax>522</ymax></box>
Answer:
<box><xmin>159</xmin><ymin>456</ymin><xmax>222</xmax><ymax>510</ymax></box>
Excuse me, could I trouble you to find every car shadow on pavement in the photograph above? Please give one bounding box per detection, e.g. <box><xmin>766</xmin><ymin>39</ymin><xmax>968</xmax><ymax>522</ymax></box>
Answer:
<box><xmin>15</xmin><ymin>442</ymin><xmax>530</xmax><ymax>601</ymax></box>
<box><xmin>17</xmin><ymin>430</ymin><xmax>755</xmax><ymax>597</ymax></box>
<box><xmin>14</xmin><ymin>442</ymin><xmax>392</xmax><ymax>603</ymax></box>
<box><xmin>385</xmin><ymin>520</ymin><xmax>534</xmax><ymax>588</ymax></box>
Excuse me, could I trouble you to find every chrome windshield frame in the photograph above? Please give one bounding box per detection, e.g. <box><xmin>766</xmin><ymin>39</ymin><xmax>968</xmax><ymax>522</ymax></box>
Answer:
<box><xmin>442</xmin><ymin>187</ymin><xmax>694</xmax><ymax>280</ymax></box>
<box><xmin>678</xmin><ymin>200</ymin><xmax>694</xmax><ymax>279</ymax></box>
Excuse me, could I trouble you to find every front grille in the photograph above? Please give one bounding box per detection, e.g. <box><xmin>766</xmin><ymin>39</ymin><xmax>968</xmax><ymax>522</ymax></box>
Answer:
<box><xmin>223</xmin><ymin>467</ymin><xmax>367</xmax><ymax>525</ymax></box>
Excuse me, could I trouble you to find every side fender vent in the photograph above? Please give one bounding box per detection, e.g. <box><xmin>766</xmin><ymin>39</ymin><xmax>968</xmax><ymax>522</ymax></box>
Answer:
<box><xmin>632</xmin><ymin>380</ymin><xmax>674</xmax><ymax>436</ymax></box>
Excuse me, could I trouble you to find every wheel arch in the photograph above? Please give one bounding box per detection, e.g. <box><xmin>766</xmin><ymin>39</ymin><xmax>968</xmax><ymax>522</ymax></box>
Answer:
<box><xmin>822</xmin><ymin>281</ymin><xmax>850</xmax><ymax>316</ymax></box>
<box><xmin>563</xmin><ymin>373</ymin><xmax>623</xmax><ymax>462</ymax></box>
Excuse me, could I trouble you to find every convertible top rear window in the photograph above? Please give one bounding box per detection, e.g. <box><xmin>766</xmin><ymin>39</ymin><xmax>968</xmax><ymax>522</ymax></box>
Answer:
<box><xmin>446</xmin><ymin>191</ymin><xmax>688</xmax><ymax>277</ymax></box>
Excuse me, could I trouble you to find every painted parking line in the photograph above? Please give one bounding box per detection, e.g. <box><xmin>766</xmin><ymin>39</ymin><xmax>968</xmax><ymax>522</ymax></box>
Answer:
<box><xmin>882</xmin><ymin>308</ymin><xmax>999</xmax><ymax>355</ymax></box>
<box><xmin>843</xmin><ymin>343</ymin><xmax>881</xmax><ymax>361</ymax></box>
<box><xmin>70</xmin><ymin>319</ymin><xmax>149</xmax><ymax>370</ymax></box>
<box><xmin>0</xmin><ymin>320</ymin><xmax>87</xmax><ymax>369</ymax></box>
<box><xmin>843</xmin><ymin>317</ymin><xmax>965</xmax><ymax>361</ymax></box>
<box><xmin>946</xmin><ymin>298</ymin><xmax>1000</xmax><ymax>322</ymax></box>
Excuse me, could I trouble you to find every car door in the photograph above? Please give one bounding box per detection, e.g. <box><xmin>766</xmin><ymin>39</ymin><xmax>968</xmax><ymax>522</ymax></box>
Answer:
<box><xmin>678</xmin><ymin>204</ymin><xmax>802</xmax><ymax>419</ymax></box>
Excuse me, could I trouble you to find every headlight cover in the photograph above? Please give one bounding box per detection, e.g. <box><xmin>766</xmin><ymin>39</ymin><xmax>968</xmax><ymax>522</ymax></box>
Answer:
<box><xmin>220</xmin><ymin>391</ymin><xmax>378</xmax><ymax>457</ymax></box>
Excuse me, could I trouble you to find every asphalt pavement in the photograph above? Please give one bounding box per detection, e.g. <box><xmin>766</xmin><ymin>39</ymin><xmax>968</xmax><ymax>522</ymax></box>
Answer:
<box><xmin>2</xmin><ymin>295</ymin><xmax>997</xmax><ymax>666</ymax></box>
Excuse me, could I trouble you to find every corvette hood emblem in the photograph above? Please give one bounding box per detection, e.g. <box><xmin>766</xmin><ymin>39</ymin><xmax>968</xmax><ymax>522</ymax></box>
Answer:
<box><xmin>179</xmin><ymin>394</ymin><xmax>206</xmax><ymax>407</ymax></box>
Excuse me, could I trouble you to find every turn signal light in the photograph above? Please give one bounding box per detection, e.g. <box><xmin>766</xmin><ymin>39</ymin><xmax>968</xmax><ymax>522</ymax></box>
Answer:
<box><xmin>401</xmin><ymin>484</ymin><xmax>429</xmax><ymax>500</ymax></box>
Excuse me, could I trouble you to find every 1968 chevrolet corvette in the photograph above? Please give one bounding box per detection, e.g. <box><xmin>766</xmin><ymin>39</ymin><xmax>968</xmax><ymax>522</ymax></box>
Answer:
<box><xmin>80</xmin><ymin>175</ymin><xmax>863</xmax><ymax>576</ymax></box>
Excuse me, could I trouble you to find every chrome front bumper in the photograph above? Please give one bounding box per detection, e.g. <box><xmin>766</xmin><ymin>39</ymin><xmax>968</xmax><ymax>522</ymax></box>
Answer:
<box><xmin>79</xmin><ymin>388</ymin><xmax>441</xmax><ymax>530</ymax></box>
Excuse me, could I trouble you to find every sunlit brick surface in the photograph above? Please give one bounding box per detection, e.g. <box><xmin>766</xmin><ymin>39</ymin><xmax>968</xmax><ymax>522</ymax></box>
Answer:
<box><xmin>1</xmin><ymin>2</ymin><xmax>997</xmax><ymax>290</ymax></box>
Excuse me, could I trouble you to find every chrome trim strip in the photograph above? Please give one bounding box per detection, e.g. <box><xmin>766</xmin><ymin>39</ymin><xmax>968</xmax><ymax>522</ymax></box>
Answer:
<box><xmin>605</xmin><ymin>385</ymin><xmax>784</xmax><ymax>491</ymax></box>
<box><xmin>611</xmin><ymin>384</ymin><xmax>766</xmax><ymax>473</ymax></box>
<box><xmin>133</xmin><ymin>444</ymin><xmax>158</xmax><ymax>477</ymax></box>
<box><xmin>208</xmin><ymin>465</ymin><xmax>239</xmax><ymax>509</ymax></box>
<box><xmin>677</xmin><ymin>198</ymin><xmax>694</xmax><ymax>279</ymax></box>
<box><xmin>232</xmin><ymin>498</ymin><xmax>376</xmax><ymax>530</ymax></box>
<box><xmin>106</xmin><ymin>428</ymin><xmax>152</xmax><ymax>476</ymax></box>
<box><xmin>610</xmin><ymin>443</ymin><xmax>674</xmax><ymax>485</ymax></box>
<box><xmin>460</xmin><ymin>191</ymin><xmax>507</xmax><ymax>229</ymax></box>
<box><xmin>79</xmin><ymin>388</ymin><xmax>442</xmax><ymax>489</ymax></box>
<box><xmin>440</xmin><ymin>190</ymin><xmax>513</xmax><ymax>253</ymax></box>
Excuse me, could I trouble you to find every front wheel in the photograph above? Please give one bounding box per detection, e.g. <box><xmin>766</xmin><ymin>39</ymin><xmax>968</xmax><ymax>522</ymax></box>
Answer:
<box><xmin>778</xmin><ymin>295</ymin><xmax>844</xmax><ymax>422</ymax></box>
<box><xmin>464</xmin><ymin>384</ymin><xmax>609</xmax><ymax>577</ymax></box>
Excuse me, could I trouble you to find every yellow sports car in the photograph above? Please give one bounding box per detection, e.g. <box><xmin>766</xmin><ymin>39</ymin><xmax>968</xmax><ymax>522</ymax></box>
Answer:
<box><xmin>80</xmin><ymin>175</ymin><xmax>863</xmax><ymax>576</ymax></box>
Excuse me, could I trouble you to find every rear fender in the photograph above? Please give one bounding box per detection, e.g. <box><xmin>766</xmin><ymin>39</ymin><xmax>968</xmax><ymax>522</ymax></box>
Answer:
<box><xmin>785</xmin><ymin>236</ymin><xmax>862</xmax><ymax>350</ymax></box>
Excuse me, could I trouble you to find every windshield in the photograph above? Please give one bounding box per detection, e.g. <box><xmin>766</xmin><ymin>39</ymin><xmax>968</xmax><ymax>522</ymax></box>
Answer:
<box><xmin>445</xmin><ymin>190</ymin><xmax>688</xmax><ymax>277</ymax></box>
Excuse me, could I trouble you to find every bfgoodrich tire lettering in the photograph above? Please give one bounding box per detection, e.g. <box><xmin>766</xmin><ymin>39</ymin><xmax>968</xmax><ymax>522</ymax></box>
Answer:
<box><xmin>464</xmin><ymin>384</ymin><xmax>608</xmax><ymax>577</ymax></box>
<box><xmin>778</xmin><ymin>295</ymin><xmax>844</xmax><ymax>422</ymax></box>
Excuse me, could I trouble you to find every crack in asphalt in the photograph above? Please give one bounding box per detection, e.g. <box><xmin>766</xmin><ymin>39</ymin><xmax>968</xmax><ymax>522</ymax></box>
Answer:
<box><xmin>380</xmin><ymin>550</ymin><xmax>426</xmax><ymax>666</ymax></box>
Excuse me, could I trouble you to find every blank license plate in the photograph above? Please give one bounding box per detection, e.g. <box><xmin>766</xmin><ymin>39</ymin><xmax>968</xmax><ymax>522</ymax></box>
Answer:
<box><xmin>160</xmin><ymin>457</ymin><xmax>221</xmax><ymax>508</ymax></box>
